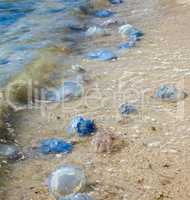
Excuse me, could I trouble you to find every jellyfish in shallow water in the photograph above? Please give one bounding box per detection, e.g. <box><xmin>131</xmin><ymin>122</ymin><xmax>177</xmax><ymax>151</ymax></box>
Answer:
<box><xmin>43</xmin><ymin>81</ymin><xmax>83</xmax><ymax>102</ymax></box>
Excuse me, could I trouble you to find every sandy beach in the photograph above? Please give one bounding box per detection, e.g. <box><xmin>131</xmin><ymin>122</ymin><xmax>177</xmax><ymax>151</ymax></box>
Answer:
<box><xmin>1</xmin><ymin>0</ymin><xmax>190</xmax><ymax>200</ymax></box>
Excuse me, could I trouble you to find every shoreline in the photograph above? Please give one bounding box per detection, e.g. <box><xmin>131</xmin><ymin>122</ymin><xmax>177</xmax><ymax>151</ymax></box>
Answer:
<box><xmin>0</xmin><ymin>0</ymin><xmax>99</xmax><ymax>142</ymax></box>
<box><xmin>2</xmin><ymin>0</ymin><xmax>190</xmax><ymax>200</ymax></box>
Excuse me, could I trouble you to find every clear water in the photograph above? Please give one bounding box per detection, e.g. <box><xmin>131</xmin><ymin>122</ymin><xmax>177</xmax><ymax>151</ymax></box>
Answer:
<box><xmin>0</xmin><ymin>0</ymin><xmax>89</xmax><ymax>85</ymax></box>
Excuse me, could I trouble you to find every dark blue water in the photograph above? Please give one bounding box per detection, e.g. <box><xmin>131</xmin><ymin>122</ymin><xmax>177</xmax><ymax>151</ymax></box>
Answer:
<box><xmin>0</xmin><ymin>1</ymin><xmax>34</xmax><ymax>27</ymax></box>
<box><xmin>0</xmin><ymin>0</ymin><xmax>89</xmax><ymax>85</ymax></box>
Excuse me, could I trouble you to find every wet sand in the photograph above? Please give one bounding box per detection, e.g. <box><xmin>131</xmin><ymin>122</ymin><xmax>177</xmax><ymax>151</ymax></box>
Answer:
<box><xmin>2</xmin><ymin>0</ymin><xmax>190</xmax><ymax>200</ymax></box>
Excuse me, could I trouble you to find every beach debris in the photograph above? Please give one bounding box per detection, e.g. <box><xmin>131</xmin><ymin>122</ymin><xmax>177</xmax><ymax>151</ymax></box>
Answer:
<box><xmin>48</xmin><ymin>165</ymin><xmax>86</xmax><ymax>199</ymax></box>
<box><xmin>71</xmin><ymin>64</ymin><xmax>86</xmax><ymax>73</ymax></box>
<box><xmin>0</xmin><ymin>144</ymin><xmax>22</xmax><ymax>160</ymax></box>
<box><xmin>101</xmin><ymin>18</ymin><xmax>118</xmax><ymax>27</ymax></box>
<box><xmin>39</xmin><ymin>138</ymin><xmax>73</xmax><ymax>155</ymax></box>
<box><xmin>86</xmin><ymin>50</ymin><xmax>117</xmax><ymax>61</ymax></box>
<box><xmin>94</xmin><ymin>10</ymin><xmax>114</xmax><ymax>18</ymax></box>
<box><xmin>67</xmin><ymin>116</ymin><xmax>96</xmax><ymax>137</ymax></box>
<box><xmin>43</xmin><ymin>81</ymin><xmax>83</xmax><ymax>102</ymax></box>
<box><xmin>155</xmin><ymin>84</ymin><xmax>187</xmax><ymax>102</ymax></box>
<box><xmin>92</xmin><ymin>132</ymin><xmax>115</xmax><ymax>153</ymax></box>
<box><xmin>118</xmin><ymin>24</ymin><xmax>144</xmax><ymax>39</ymax></box>
<box><xmin>155</xmin><ymin>193</ymin><xmax>170</xmax><ymax>200</ymax></box>
<box><xmin>85</xmin><ymin>26</ymin><xmax>109</xmax><ymax>37</ymax></box>
<box><xmin>143</xmin><ymin>138</ymin><xmax>161</xmax><ymax>148</ymax></box>
<box><xmin>109</xmin><ymin>0</ymin><xmax>123</xmax><ymax>4</ymax></box>
<box><xmin>119</xmin><ymin>103</ymin><xmax>137</xmax><ymax>117</ymax></box>
<box><xmin>66</xmin><ymin>24</ymin><xmax>87</xmax><ymax>32</ymax></box>
<box><xmin>59</xmin><ymin>193</ymin><xmax>94</xmax><ymax>200</ymax></box>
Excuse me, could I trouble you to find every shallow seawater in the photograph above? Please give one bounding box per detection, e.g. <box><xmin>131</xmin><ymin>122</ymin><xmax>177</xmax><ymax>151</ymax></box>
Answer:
<box><xmin>0</xmin><ymin>0</ymin><xmax>90</xmax><ymax>86</ymax></box>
